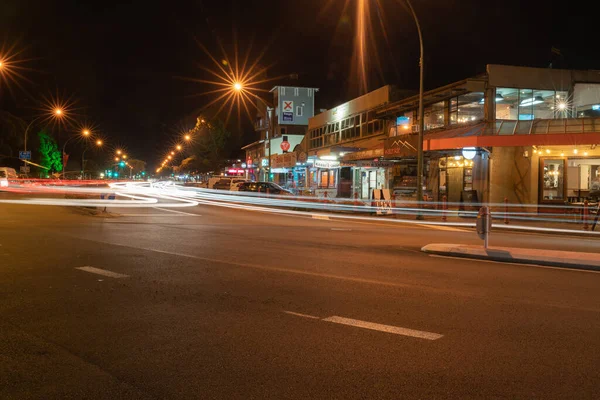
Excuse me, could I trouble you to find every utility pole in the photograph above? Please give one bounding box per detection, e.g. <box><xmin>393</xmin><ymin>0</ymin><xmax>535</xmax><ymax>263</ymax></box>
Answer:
<box><xmin>404</xmin><ymin>0</ymin><xmax>425</xmax><ymax>219</ymax></box>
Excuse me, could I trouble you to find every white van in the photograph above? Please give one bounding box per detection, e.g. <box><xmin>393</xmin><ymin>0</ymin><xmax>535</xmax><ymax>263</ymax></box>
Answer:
<box><xmin>0</xmin><ymin>167</ymin><xmax>17</xmax><ymax>188</ymax></box>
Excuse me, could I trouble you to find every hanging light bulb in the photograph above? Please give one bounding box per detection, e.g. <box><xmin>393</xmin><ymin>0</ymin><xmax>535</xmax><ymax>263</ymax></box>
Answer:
<box><xmin>574</xmin><ymin>149</ymin><xmax>578</xmax><ymax>154</ymax></box>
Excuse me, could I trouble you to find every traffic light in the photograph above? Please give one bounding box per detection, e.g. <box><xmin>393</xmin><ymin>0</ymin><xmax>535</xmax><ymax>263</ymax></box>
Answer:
<box><xmin>141</xmin><ymin>171</ymin><xmax>146</xmax><ymax>176</ymax></box>
<box><xmin>119</xmin><ymin>161</ymin><xmax>125</xmax><ymax>167</ymax></box>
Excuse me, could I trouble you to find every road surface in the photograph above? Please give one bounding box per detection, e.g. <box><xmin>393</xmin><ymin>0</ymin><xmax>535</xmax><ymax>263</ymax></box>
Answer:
<box><xmin>1</xmin><ymin>201</ymin><xmax>599</xmax><ymax>399</ymax></box>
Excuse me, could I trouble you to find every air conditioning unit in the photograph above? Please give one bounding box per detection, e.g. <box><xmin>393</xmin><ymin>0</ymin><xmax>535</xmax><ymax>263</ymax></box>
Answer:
<box><xmin>411</xmin><ymin>124</ymin><xmax>420</xmax><ymax>133</ymax></box>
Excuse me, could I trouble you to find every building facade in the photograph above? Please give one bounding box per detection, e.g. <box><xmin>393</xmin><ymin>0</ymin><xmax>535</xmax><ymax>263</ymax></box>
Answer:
<box><xmin>242</xmin><ymin>85</ymin><xmax>318</xmax><ymax>191</ymax></box>
<box><xmin>303</xmin><ymin>64</ymin><xmax>600</xmax><ymax>209</ymax></box>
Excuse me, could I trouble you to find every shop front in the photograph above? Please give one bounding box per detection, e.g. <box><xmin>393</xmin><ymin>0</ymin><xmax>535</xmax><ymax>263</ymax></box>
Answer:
<box><xmin>310</xmin><ymin>158</ymin><xmax>341</xmax><ymax>198</ymax></box>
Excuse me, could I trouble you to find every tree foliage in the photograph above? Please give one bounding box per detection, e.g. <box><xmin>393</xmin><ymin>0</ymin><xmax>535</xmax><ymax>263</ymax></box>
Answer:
<box><xmin>38</xmin><ymin>130</ymin><xmax>62</xmax><ymax>173</ymax></box>
<box><xmin>188</xmin><ymin>119</ymin><xmax>231</xmax><ymax>173</ymax></box>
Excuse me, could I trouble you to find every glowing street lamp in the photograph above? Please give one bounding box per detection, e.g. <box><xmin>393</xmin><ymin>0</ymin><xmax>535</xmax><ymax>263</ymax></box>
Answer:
<box><xmin>116</xmin><ymin>149</ymin><xmax>122</xmax><ymax>155</ymax></box>
<box><xmin>54</xmin><ymin>108</ymin><xmax>63</xmax><ymax>116</ymax></box>
<box><xmin>96</xmin><ymin>139</ymin><xmax>103</xmax><ymax>146</ymax></box>
<box><xmin>170</xmin><ymin>151</ymin><xmax>175</xmax><ymax>155</ymax></box>
<box><xmin>82</xmin><ymin>129</ymin><xmax>90</xmax><ymax>136</ymax></box>
<box><xmin>176</xmin><ymin>145</ymin><xmax>182</xmax><ymax>151</ymax></box>
<box><xmin>122</xmin><ymin>154</ymin><xmax>128</xmax><ymax>159</ymax></box>
<box><xmin>184</xmin><ymin>134</ymin><xmax>191</xmax><ymax>141</ymax></box>
<box><xmin>114</xmin><ymin>157</ymin><xmax>120</xmax><ymax>162</ymax></box>
<box><xmin>233</xmin><ymin>82</ymin><xmax>242</xmax><ymax>92</ymax></box>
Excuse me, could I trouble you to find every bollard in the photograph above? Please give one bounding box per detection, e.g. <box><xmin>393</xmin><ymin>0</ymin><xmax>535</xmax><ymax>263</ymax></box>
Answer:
<box><xmin>353</xmin><ymin>192</ymin><xmax>360</xmax><ymax>207</ymax></box>
<box><xmin>583</xmin><ymin>200</ymin><xmax>589</xmax><ymax>230</ymax></box>
<box><xmin>504</xmin><ymin>197</ymin><xmax>509</xmax><ymax>224</ymax></box>
<box><xmin>441</xmin><ymin>195</ymin><xmax>447</xmax><ymax>222</ymax></box>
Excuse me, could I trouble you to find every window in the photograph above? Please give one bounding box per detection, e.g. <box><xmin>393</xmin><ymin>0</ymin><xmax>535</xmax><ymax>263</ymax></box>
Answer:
<box><xmin>496</xmin><ymin>88</ymin><xmax>569</xmax><ymax>120</ymax></box>
<box><xmin>296</xmin><ymin>106</ymin><xmax>303</xmax><ymax>116</ymax></box>
<box><xmin>541</xmin><ymin>158</ymin><xmax>565</xmax><ymax>201</ymax></box>
<box><xmin>319</xmin><ymin>169</ymin><xmax>337</xmax><ymax>188</ymax></box>
<box><xmin>424</xmin><ymin>101</ymin><xmax>445</xmax><ymax>130</ymax></box>
<box><xmin>450</xmin><ymin>93</ymin><xmax>484</xmax><ymax>125</ymax></box>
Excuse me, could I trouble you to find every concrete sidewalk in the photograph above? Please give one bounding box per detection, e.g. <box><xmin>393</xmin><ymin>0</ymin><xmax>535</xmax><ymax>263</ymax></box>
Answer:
<box><xmin>422</xmin><ymin>243</ymin><xmax>600</xmax><ymax>271</ymax></box>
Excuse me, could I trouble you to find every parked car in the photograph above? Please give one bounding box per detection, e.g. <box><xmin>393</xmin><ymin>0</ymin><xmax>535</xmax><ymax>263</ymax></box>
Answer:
<box><xmin>0</xmin><ymin>167</ymin><xmax>17</xmax><ymax>188</ymax></box>
<box><xmin>238</xmin><ymin>181</ymin><xmax>293</xmax><ymax>195</ymax></box>
<box><xmin>230</xmin><ymin>179</ymin><xmax>248</xmax><ymax>191</ymax></box>
<box><xmin>213</xmin><ymin>178</ymin><xmax>233</xmax><ymax>190</ymax></box>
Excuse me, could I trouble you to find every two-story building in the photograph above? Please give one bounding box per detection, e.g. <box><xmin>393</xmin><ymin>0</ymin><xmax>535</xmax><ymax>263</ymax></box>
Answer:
<box><xmin>376</xmin><ymin>64</ymin><xmax>600</xmax><ymax>210</ymax></box>
<box><xmin>242</xmin><ymin>85</ymin><xmax>318</xmax><ymax>191</ymax></box>
<box><xmin>306</xmin><ymin>64</ymin><xmax>600</xmax><ymax>210</ymax></box>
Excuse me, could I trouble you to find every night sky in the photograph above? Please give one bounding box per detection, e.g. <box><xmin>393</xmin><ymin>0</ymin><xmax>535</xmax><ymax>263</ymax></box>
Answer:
<box><xmin>1</xmin><ymin>0</ymin><xmax>596</xmax><ymax>168</ymax></box>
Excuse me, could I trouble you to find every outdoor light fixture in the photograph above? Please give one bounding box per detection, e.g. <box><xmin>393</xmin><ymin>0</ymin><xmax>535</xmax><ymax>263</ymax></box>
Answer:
<box><xmin>520</xmin><ymin>96</ymin><xmax>544</xmax><ymax>107</ymax></box>
<box><xmin>574</xmin><ymin>149</ymin><xmax>578</xmax><ymax>154</ymax></box>
<box><xmin>462</xmin><ymin>147</ymin><xmax>476</xmax><ymax>160</ymax></box>
<box><xmin>557</xmin><ymin>102</ymin><xmax>567</xmax><ymax>111</ymax></box>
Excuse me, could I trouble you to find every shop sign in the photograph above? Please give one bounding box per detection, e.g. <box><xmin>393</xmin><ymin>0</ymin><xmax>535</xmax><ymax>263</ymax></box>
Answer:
<box><xmin>314</xmin><ymin>160</ymin><xmax>341</xmax><ymax>169</ymax></box>
<box><xmin>342</xmin><ymin>160</ymin><xmax>393</xmax><ymax>168</ymax></box>
<box><xmin>372</xmin><ymin>189</ymin><xmax>393</xmax><ymax>215</ymax></box>
<box><xmin>261</xmin><ymin>158</ymin><xmax>269</xmax><ymax>167</ymax></box>
<box><xmin>271</xmin><ymin>152</ymin><xmax>297</xmax><ymax>168</ymax></box>
<box><xmin>384</xmin><ymin>135</ymin><xmax>419</xmax><ymax>157</ymax></box>
<box><xmin>343</xmin><ymin>147</ymin><xmax>384</xmax><ymax>161</ymax></box>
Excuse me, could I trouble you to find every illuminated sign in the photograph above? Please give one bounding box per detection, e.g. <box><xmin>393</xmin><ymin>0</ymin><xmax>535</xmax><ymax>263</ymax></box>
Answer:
<box><xmin>593</xmin><ymin>105</ymin><xmax>600</xmax><ymax>111</ymax></box>
<box><xmin>227</xmin><ymin>169</ymin><xmax>245</xmax><ymax>174</ymax></box>
<box><xmin>396</xmin><ymin>116</ymin><xmax>410</xmax><ymax>126</ymax></box>
<box><xmin>314</xmin><ymin>160</ymin><xmax>341</xmax><ymax>169</ymax></box>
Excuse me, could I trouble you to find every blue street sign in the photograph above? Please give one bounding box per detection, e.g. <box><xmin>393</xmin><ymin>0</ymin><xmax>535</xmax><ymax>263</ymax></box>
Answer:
<box><xmin>19</xmin><ymin>151</ymin><xmax>31</xmax><ymax>160</ymax></box>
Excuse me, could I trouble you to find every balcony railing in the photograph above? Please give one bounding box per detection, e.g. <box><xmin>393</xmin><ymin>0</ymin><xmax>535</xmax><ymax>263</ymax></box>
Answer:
<box><xmin>488</xmin><ymin>117</ymin><xmax>600</xmax><ymax>136</ymax></box>
<box><xmin>254</xmin><ymin>119</ymin><xmax>270</xmax><ymax>131</ymax></box>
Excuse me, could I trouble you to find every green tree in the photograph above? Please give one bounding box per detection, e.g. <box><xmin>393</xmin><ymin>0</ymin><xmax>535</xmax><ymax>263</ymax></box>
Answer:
<box><xmin>190</xmin><ymin>119</ymin><xmax>231</xmax><ymax>172</ymax></box>
<box><xmin>38</xmin><ymin>130</ymin><xmax>62</xmax><ymax>173</ymax></box>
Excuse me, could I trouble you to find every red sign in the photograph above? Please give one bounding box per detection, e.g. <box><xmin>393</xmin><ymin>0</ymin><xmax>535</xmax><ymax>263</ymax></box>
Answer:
<box><xmin>283</xmin><ymin>101</ymin><xmax>293</xmax><ymax>112</ymax></box>
<box><xmin>228</xmin><ymin>169</ymin><xmax>245</xmax><ymax>175</ymax></box>
<box><xmin>247</xmin><ymin>158</ymin><xmax>252</xmax><ymax>166</ymax></box>
<box><xmin>280</xmin><ymin>141</ymin><xmax>290</xmax><ymax>152</ymax></box>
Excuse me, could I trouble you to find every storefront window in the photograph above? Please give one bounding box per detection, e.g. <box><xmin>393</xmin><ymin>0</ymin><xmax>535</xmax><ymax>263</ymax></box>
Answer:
<box><xmin>496</xmin><ymin>88</ymin><xmax>570</xmax><ymax>120</ymax></box>
<box><xmin>541</xmin><ymin>159</ymin><xmax>565</xmax><ymax>201</ymax></box>
<box><xmin>319</xmin><ymin>169</ymin><xmax>337</xmax><ymax>188</ymax></box>
<box><xmin>424</xmin><ymin>101</ymin><xmax>444</xmax><ymax>130</ymax></box>
<box><xmin>450</xmin><ymin>92</ymin><xmax>484</xmax><ymax>125</ymax></box>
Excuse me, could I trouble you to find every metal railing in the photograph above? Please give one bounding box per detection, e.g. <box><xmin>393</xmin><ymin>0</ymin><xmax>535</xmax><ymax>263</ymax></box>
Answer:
<box><xmin>488</xmin><ymin>117</ymin><xmax>600</xmax><ymax>136</ymax></box>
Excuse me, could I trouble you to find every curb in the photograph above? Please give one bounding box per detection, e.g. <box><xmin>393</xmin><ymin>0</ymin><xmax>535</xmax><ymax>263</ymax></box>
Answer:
<box><xmin>421</xmin><ymin>244</ymin><xmax>600</xmax><ymax>272</ymax></box>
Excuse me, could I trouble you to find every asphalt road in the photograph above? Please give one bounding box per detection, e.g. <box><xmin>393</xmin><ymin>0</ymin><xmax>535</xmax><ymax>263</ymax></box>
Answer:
<box><xmin>1</xmin><ymin>200</ymin><xmax>600</xmax><ymax>399</ymax></box>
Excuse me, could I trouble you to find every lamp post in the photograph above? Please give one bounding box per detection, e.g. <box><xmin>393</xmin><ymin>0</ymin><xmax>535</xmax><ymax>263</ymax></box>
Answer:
<box><xmin>81</xmin><ymin>139</ymin><xmax>102</xmax><ymax>179</ymax></box>
<box><xmin>62</xmin><ymin>128</ymin><xmax>91</xmax><ymax>175</ymax></box>
<box><xmin>404</xmin><ymin>0</ymin><xmax>425</xmax><ymax>219</ymax></box>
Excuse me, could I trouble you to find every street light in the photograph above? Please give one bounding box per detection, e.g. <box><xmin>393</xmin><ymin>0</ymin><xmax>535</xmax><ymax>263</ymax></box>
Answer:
<box><xmin>114</xmin><ymin>157</ymin><xmax>119</xmax><ymax>162</ymax></box>
<box><xmin>62</xmin><ymin>128</ymin><xmax>92</xmax><ymax>174</ymax></box>
<box><xmin>233</xmin><ymin>82</ymin><xmax>242</xmax><ymax>92</ymax></box>
<box><xmin>122</xmin><ymin>154</ymin><xmax>127</xmax><ymax>159</ymax></box>
<box><xmin>176</xmin><ymin>145</ymin><xmax>182</xmax><ymax>151</ymax></box>
<box><xmin>184</xmin><ymin>134</ymin><xmax>191</xmax><ymax>141</ymax></box>
<box><xmin>96</xmin><ymin>139</ymin><xmax>103</xmax><ymax>146</ymax></box>
<box><xmin>116</xmin><ymin>149</ymin><xmax>122</xmax><ymax>155</ymax></box>
<box><xmin>402</xmin><ymin>0</ymin><xmax>425</xmax><ymax>219</ymax></box>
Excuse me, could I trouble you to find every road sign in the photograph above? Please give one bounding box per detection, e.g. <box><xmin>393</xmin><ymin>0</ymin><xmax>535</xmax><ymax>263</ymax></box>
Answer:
<box><xmin>19</xmin><ymin>151</ymin><xmax>31</xmax><ymax>160</ymax></box>
<box><xmin>20</xmin><ymin>166</ymin><xmax>30</xmax><ymax>173</ymax></box>
<box><xmin>280</xmin><ymin>140</ymin><xmax>290</xmax><ymax>152</ymax></box>
<box><xmin>282</xmin><ymin>101</ymin><xmax>293</xmax><ymax>112</ymax></box>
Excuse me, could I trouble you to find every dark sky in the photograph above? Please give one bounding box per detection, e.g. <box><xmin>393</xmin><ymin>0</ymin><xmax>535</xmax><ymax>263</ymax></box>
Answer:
<box><xmin>1</xmin><ymin>0</ymin><xmax>597</xmax><ymax>168</ymax></box>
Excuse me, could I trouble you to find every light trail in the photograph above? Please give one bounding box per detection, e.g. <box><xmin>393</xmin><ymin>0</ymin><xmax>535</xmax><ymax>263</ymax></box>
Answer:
<box><xmin>1</xmin><ymin>180</ymin><xmax>599</xmax><ymax>235</ymax></box>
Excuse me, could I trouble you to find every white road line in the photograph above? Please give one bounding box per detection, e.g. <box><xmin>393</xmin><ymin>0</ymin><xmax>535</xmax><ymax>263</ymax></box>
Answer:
<box><xmin>283</xmin><ymin>311</ymin><xmax>443</xmax><ymax>340</ymax></box>
<box><xmin>283</xmin><ymin>310</ymin><xmax>321</xmax><ymax>319</ymax></box>
<box><xmin>75</xmin><ymin>266</ymin><xmax>129</xmax><ymax>278</ymax></box>
<box><xmin>331</xmin><ymin>228</ymin><xmax>352</xmax><ymax>231</ymax></box>
<box><xmin>312</xmin><ymin>215</ymin><xmax>330</xmax><ymax>220</ymax></box>
<box><xmin>322</xmin><ymin>316</ymin><xmax>443</xmax><ymax>340</ymax></box>
<box><xmin>428</xmin><ymin>254</ymin><xmax>600</xmax><ymax>274</ymax></box>
<box><xmin>153</xmin><ymin>207</ymin><xmax>199</xmax><ymax>216</ymax></box>
<box><xmin>416</xmin><ymin>224</ymin><xmax>469</xmax><ymax>232</ymax></box>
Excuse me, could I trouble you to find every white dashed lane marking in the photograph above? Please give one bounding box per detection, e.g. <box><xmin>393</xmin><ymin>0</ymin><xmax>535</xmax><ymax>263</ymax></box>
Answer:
<box><xmin>284</xmin><ymin>311</ymin><xmax>443</xmax><ymax>340</ymax></box>
<box><xmin>75</xmin><ymin>266</ymin><xmax>129</xmax><ymax>279</ymax></box>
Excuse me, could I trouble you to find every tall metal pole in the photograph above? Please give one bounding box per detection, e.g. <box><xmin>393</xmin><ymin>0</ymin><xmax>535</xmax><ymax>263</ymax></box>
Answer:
<box><xmin>404</xmin><ymin>0</ymin><xmax>425</xmax><ymax>219</ymax></box>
